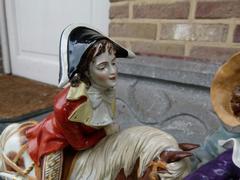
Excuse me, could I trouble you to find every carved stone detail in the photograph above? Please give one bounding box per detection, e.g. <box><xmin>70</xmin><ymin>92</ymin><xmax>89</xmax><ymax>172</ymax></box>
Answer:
<box><xmin>116</xmin><ymin>75</ymin><xmax>221</xmax><ymax>145</ymax></box>
<box><xmin>127</xmin><ymin>80</ymin><xmax>171</xmax><ymax>124</ymax></box>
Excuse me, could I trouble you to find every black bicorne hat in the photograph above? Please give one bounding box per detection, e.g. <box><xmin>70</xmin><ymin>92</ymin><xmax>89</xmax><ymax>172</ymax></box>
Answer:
<box><xmin>58</xmin><ymin>24</ymin><xmax>135</xmax><ymax>87</ymax></box>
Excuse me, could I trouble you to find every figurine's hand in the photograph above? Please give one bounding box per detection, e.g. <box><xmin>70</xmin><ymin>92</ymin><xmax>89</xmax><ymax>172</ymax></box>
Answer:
<box><xmin>104</xmin><ymin>123</ymin><xmax>120</xmax><ymax>135</ymax></box>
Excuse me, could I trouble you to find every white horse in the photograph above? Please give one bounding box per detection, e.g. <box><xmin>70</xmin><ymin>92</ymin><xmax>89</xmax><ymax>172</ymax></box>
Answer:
<box><xmin>0</xmin><ymin>122</ymin><xmax>195</xmax><ymax>180</ymax></box>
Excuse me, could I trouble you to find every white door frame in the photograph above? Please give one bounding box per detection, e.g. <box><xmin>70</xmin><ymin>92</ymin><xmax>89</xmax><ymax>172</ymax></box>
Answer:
<box><xmin>0</xmin><ymin>0</ymin><xmax>11</xmax><ymax>74</ymax></box>
<box><xmin>1</xmin><ymin>0</ymin><xmax>110</xmax><ymax>84</ymax></box>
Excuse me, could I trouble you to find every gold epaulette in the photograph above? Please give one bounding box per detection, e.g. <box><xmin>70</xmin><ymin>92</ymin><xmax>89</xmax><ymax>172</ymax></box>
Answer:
<box><xmin>67</xmin><ymin>83</ymin><xmax>93</xmax><ymax>125</ymax></box>
<box><xmin>68</xmin><ymin>99</ymin><xmax>93</xmax><ymax>124</ymax></box>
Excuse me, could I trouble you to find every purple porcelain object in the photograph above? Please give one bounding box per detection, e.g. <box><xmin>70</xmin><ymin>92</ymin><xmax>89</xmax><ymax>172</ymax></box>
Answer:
<box><xmin>184</xmin><ymin>148</ymin><xmax>240</xmax><ymax>180</ymax></box>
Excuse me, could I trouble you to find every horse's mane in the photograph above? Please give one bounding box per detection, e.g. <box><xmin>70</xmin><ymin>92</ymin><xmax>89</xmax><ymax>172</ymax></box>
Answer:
<box><xmin>70</xmin><ymin>126</ymin><xmax>191</xmax><ymax>180</ymax></box>
<box><xmin>0</xmin><ymin>123</ymin><xmax>21</xmax><ymax>171</ymax></box>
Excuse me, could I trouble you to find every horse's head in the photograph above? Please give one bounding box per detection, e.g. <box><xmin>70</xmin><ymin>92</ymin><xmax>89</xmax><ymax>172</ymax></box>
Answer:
<box><xmin>144</xmin><ymin>143</ymin><xmax>199</xmax><ymax>180</ymax></box>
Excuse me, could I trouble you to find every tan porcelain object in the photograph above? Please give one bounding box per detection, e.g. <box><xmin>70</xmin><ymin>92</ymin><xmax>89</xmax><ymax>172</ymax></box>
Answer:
<box><xmin>211</xmin><ymin>52</ymin><xmax>240</xmax><ymax>129</ymax></box>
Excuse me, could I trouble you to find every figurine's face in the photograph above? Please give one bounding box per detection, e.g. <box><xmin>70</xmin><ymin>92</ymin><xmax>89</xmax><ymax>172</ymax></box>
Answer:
<box><xmin>89</xmin><ymin>51</ymin><xmax>117</xmax><ymax>89</ymax></box>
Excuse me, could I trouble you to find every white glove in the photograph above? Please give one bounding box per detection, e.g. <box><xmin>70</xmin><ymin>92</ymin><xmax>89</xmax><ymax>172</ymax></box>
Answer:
<box><xmin>104</xmin><ymin>123</ymin><xmax>120</xmax><ymax>135</ymax></box>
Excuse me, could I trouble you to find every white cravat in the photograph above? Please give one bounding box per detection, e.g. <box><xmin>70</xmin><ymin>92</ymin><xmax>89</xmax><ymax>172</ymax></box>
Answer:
<box><xmin>87</xmin><ymin>86</ymin><xmax>115</xmax><ymax>126</ymax></box>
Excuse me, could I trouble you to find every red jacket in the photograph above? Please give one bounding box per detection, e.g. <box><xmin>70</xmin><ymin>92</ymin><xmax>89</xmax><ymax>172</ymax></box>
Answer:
<box><xmin>26</xmin><ymin>87</ymin><xmax>106</xmax><ymax>166</ymax></box>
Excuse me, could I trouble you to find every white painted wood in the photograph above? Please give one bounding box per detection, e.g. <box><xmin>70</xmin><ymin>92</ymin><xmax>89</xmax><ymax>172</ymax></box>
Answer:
<box><xmin>5</xmin><ymin>0</ymin><xmax>110</xmax><ymax>85</ymax></box>
<box><xmin>0</xmin><ymin>0</ymin><xmax>11</xmax><ymax>73</ymax></box>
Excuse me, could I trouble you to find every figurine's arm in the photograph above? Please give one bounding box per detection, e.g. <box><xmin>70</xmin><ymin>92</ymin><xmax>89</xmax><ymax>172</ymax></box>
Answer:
<box><xmin>54</xmin><ymin>89</ymin><xmax>106</xmax><ymax>150</ymax></box>
<box><xmin>184</xmin><ymin>148</ymin><xmax>240</xmax><ymax>180</ymax></box>
<box><xmin>62</xmin><ymin>124</ymin><xmax>106</xmax><ymax>150</ymax></box>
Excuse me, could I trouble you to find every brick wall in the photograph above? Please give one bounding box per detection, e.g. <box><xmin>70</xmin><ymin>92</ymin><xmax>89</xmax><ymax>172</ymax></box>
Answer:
<box><xmin>109</xmin><ymin>0</ymin><xmax>240</xmax><ymax>64</ymax></box>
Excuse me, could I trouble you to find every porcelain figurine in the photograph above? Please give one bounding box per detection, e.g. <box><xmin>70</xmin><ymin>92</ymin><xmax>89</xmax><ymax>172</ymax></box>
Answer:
<box><xmin>185</xmin><ymin>52</ymin><xmax>240</xmax><ymax>179</ymax></box>
<box><xmin>0</xmin><ymin>24</ymin><xmax>198</xmax><ymax>180</ymax></box>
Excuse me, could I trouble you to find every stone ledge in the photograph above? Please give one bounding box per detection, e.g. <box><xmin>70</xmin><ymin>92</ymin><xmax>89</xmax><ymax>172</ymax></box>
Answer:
<box><xmin>118</xmin><ymin>55</ymin><xmax>220</xmax><ymax>88</ymax></box>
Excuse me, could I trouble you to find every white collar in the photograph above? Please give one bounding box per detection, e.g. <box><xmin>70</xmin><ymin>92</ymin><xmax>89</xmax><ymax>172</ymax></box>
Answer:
<box><xmin>87</xmin><ymin>86</ymin><xmax>115</xmax><ymax>109</ymax></box>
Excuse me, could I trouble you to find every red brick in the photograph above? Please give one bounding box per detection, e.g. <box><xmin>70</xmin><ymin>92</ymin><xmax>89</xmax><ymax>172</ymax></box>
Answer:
<box><xmin>109</xmin><ymin>23</ymin><xmax>157</xmax><ymax>39</ymax></box>
<box><xmin>133</xmin><ymin>2</ymin><xmax>190</xmax><ymax>19</ymax></box>
<box><xmin>190</xmin><ymin>46</ymin><xmax>240</xmax><ymax>63</ymax></box>
<box><xmin>196</xmin><ymin>1</ymin><xmax>240</xmax><ymax>19</ymax></box>
<box><xmin>234</xmin><ymin>25</ymin><xmax>240</xmax><ymax>43</ymax></box>
<box><xmin>113</xmin><ymin>39</ymin><xmax>128</xmax><ymax>48</ymax></box>
<box><xmin>160</xmin><ymin>23</ymin><xmax>228</xmax><ymax>42</ymax></box>
<box><xmin>110</xmin><ymin>4</ymin><xmax>129</xmax><ymax>19</ymax></box>
<box><xmin>131</xmin><ymin>41</ymin><xmax>185</xmax><ymax>56</ymax></box>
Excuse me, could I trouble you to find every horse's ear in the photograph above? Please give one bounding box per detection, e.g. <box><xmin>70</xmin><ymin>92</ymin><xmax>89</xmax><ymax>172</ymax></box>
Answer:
<box><xmin>178</xmin><ymin>143</ymin><xmax>200</xmax><ymax>151</ymax></box>
<box><xmin>160</xmin><ymin>151</ymin><xmax>192</xmax><ymax>163</ymax></box>
<box><xmin>126</xmin><ymin>157</ymin><xmax>140</xmax><ymax>179</ymax></box>
<box><xmin>115</xmin><ymin>168</ymin><xmax>126</xmax><ymax>180</ymax></box>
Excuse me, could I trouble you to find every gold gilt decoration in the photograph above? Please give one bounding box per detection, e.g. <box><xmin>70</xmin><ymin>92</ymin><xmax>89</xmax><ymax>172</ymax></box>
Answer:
<box><xmin>68</xmin><ymin>99</ymin><xmax>93</xmax><ymax>124</ymax></box>
<box><xmin>111</xmin><ymin>98</ymin><xmax>116</xmax><ymax>118</ymax></box>
<box><xmin>67</xmin><ymin>82</ymin><xmax>87</xmax><ymax>100</ymax></box>
<box><xmin>42</xmin><ymin>151</ymin><xmax>63</xmax><ymax>180</ymax></box>
<box><xmin>67</xmin><ymin>82</ymin><xmax>93</xmax><ymax>124</ymax></box>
